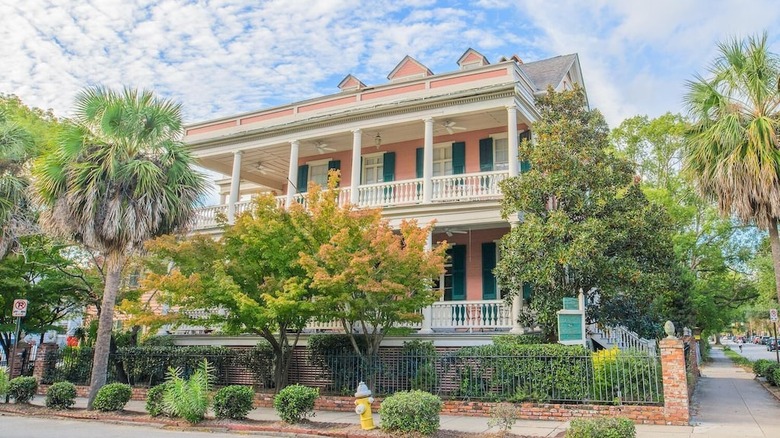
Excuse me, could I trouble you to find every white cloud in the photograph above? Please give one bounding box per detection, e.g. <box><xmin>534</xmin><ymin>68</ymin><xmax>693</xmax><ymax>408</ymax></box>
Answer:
<box><xmin>2</xmin><ymin>0</ymin><xmax>780</xmax><ymax>133</ymax></box>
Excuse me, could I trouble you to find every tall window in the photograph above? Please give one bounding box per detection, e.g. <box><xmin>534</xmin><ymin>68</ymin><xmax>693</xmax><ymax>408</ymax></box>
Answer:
<box><xmin>494</xmin><ymin>138</ymin><xmax>509</xmax><ymax>171</ymax></box>
<box><xmin>433</xmin><ymin>146</ymin><xmax>453</xmax><ymax>176</ymax></box>
<box><xmin>308</xmin><ymin>162</ymin><xmax>329</xmax><ymax>187</ymax></box>
<box><xmin>362</xmin><ymin>154</ymin><xmax>384</xmax><ymax>184</ymax></box>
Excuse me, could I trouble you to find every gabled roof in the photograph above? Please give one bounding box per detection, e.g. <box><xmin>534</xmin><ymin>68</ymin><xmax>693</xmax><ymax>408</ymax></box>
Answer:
<box><xmin>337</xmin><ymin>74</ymin><xmax>366</xmax><ymax>91</ymax></box>
<box><xmin>518</xmin><ymin>53</ymin><xmax>578</xmax><ymax>91</ymax></box>
<box><xmin>457</xmin><ymin>48</ymin><xmax>489</xmax><ymax>68</ymax></box>
<box><xmin>387</xmin><ymin>55</ymin><xmax>433</xmax><ymax>81</ymax></box>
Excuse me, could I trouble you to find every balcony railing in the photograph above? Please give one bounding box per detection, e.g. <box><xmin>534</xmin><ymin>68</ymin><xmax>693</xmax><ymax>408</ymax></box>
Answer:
<box><xmin>193</xmin><ymin>171</ymin><xmax>509</xmax><ymax>230</ymax></box>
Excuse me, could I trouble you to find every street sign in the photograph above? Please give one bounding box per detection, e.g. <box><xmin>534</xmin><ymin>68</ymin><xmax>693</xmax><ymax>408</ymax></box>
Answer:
<box><xmin>771</xmin><ymin>309</ymin><xmax>778</xmax><ymax>322</ymax></box>
<box><xmin>12</xmin><ymin>299</ymin><xmax>28</xmax><ymax>317</ymax></box>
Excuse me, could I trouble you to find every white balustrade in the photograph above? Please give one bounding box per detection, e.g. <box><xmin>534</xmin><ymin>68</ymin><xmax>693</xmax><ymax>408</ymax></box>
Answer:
<box><xmin>358</xmin><ymin>179</ymin><xmax>423</xmax><ymax>207</ymax></box>
<box><xmin>430</xmin><ymin>300</ymin><xmax>511</xmax><ymax>331</ymax></box>
<box><xmin>431</xmin><ymin>171</ymin><xmax>508</xmax><ymax>202</ymax></box>
<box><xmin>192</xmin><ymin>171</ymin><xmax>511</xmax><ymax>230</ymax></box>
<box><xmin>587</xmin><ymin>323</ymin><xmax>658</xmax><ymax>355</ymax></box>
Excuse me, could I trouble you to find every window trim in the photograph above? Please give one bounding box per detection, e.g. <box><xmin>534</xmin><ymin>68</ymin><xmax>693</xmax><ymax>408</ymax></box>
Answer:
<box><xmin>361</xmin><ymin>152</ymin><xmax>385</xmax><ymax>185</ymax></box>
<box><xmin>306</xmin><ymin>158</ymin><xmax>332</xmax><ymax>186</ymax></box>
<box><xmin>432</xmin><ymin>142</ymin><xmax>454</xmax><ymax>177</ymax></box>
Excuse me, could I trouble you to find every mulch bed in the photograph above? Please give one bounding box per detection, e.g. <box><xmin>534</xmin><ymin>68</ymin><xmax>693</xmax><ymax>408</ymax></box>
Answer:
<box><xmin>0</xmin><ymin>403</ymin><xmax>561</xmax><ymax>438</ymax></box>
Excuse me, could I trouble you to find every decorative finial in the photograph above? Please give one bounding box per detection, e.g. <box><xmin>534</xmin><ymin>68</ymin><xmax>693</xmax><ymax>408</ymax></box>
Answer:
<box><xmin>664</xmin><ymin>321</ymin><xmax>676</xmax><ymax>339</ymax></box>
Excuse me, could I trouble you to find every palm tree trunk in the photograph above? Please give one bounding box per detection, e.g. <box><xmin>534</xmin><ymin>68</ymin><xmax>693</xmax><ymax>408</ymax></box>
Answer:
<box><xmin>769</xmin><ymin>218</ymin><xmax>780</xmax><ymax>307</ymax></box>
<box><xmin>86</xmin><ymin>254</ymin><xmax>124</xmax><ymax>410</ymax></box>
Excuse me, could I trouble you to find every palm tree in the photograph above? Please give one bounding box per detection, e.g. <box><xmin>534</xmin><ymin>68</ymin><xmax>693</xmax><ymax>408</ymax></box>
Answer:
<box><xmin>33</xmin><ymin>87</ymin><xmax>206</xmax><ymax>408</ymax></box>
<box><xmin>683</xmin><ymin>33</ymin><xmax>780</xmax><ymax>306</ymax></box>
<box><xmin>0</xmin><ymin>111</ymin><xmax>35</xmax><ymax>258</ymax></box>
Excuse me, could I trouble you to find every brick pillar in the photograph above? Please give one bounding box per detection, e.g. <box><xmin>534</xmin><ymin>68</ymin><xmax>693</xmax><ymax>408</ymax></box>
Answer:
<box><xmin>32</xmin><ymin>343</ymin><xmax>58</xmax><ymax>383</ymax></box>
<box><xmin>660</xmin><ymin>336</ymin><xmax>690</xmax><ymax>425</ymax></box>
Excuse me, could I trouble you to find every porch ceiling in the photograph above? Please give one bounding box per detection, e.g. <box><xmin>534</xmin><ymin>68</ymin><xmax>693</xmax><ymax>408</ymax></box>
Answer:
<box><xmin>195</xmin><ymin>106</ymin><xmax>518</xmax><ymax>190</ymax></box>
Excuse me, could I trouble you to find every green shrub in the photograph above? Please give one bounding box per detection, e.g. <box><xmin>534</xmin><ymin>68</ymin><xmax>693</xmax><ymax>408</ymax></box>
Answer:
<box><xmin>145</xmin><ymin>383</ymin><xmax>168</xmax><ymax>417</ymax></box>
<box><xmin>723</xmin><ymin>345</ymin><xmax>731</xmax><ymax>351</ymax></box>
<box><xmin>46</xmin><ymin>382</ymin><xmax>77</xmax><ymax>409</ymax></box>
<box><xmin>566</xmin><ymin>417</ymin><xmax>636</xmax><ymax>438</ymax></box>
<box><xmin>772</xmin><ymin>366</ymin><xmax>780</xmax><ymax>388</ymax></box>
<box><xmin>450</xmin><ymin>343</ymin><xmax>591</xmax><ymax>402</ymax></box>
<box><xmin>162</xmin><ymin>359</ymin><xmax>215</xmax><ymax>423</ymax></box>
<box><xmin>8</xmin><ymin>376</ymin><xmax>38</xmax><ymax>403</ymax></box>
<box><xmin>274</xmin><ymin>384</ymin><xmax>318</xmax><ymax>424</ymax></box>
<box><xmin>213</xmin><ymin>385</ymin><xmax>255</xmax><ymax>419</ymax></box>
<box><xmin>117</xmin><ymin>346</ymin><xmax>234</xmax><ymax>387</ymax></box>
<box><xmin>766</xmin><ymin>363</ymin><xmax>780</xmax><ymax>386</ymax></box>
<box><xmin>0</xmin><ymin>367</ymin><xmax>8</xmax><ymax>396</ymax></box>
<box><xmin>753</xmin><ymin>359</ymin><xmax>773</xmax><ymax>377</ymax></box>
<box><xmin>93</xmin><ymin>383</ymin><xmax>132</xmax><ymax>411</ymax></box>
<box><xmin>401</xmin><ymin>340</ymin><xmax>438</xmax><ymax>392</ymax></box>
<box><xmin>381</xmin><ymin>390</ymin><xmax>441</xmax><ymax>435</ymax></box>
<box><xmin>307</xmin><ymin>334</ymin><xmax>368</xmax><ymax>395</ymax></box>
<box><xmin>592</xmin><ymin>348</ymin><xmax>662</xmax><ymax>403</ymax></box>
<box><xmin>242</xmin><ymin>341</ymin><xmax>274</xmax><ymax>388</ymax></box>
<box><xmin>488</xmin><ymin>402</ymin><xmax>520</xmax><ymax>434</ymax></box>
<box><xmin>492</xmin><ymin>334</ymin><xmax>544</xmax><ymax>346</ymax></box>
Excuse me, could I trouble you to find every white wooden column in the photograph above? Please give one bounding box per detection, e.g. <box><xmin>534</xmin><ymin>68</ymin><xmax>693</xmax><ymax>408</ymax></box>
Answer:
<box><xmin>286</xmin><ymin>140</ymin><xmax>300</xmax><ymax>207</ymax></box>
<box><xmin>507</xmin><ymin>104</ymin><xmax>519</xmax><ymax>178</ymax></box>
<box><xmin>423</xmin><ymin>117</ymin><xmax>434</xmax><ymax>203</ymax></box>
<box><xmin>419</xmin><ymin>230</ymin><xmax>434</xmax><ymax>334</ymax></box>
<box><xmin>350</xmin><ymin>129</ymin><xmax>362</xmax><ymax>205</ymax></box>
<box><xmin>509</xmin><ymin>219</ymin><xmax>524</xmax><ymax>333</ymax></box>
<box><xmin>227</xmin><ymin>150</ymin><xmax>243</xmax><ymax>223</ymax></box>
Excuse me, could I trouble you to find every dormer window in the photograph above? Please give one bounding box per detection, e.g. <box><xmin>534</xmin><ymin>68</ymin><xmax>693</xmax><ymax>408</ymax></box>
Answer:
<box><xmin>387</xmin><ymin>55</ymin><xmax>433</xmax><ymax>82</ymax></box>
<box><xmin>457</xmin><ymin>48</ymin><xmax>489</xmax><ymax>70</ymax></box>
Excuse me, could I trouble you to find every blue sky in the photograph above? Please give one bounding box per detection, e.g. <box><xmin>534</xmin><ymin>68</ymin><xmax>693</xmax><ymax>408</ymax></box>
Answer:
<box><xmin>2</xmin><ymin>0</ymin><xmax>779</xmax><ymax>129</ymax></box>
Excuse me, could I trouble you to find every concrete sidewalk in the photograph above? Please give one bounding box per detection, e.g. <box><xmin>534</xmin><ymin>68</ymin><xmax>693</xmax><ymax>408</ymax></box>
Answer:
<box><xmin>26</xmin><ymin>350</ymin><xmax>780</xmax><ymax>437</ymax></box>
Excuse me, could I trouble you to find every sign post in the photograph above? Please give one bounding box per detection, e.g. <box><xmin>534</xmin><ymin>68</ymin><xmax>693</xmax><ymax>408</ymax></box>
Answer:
<box><xmin>7</xmin><ymin>299</ymin><xmax>27</xmax><ymax>393</ymax></box>
<box><xmin>771</xmin><ymin>309</ymin><xmax>779</xmax><ymax>364</ymax></box>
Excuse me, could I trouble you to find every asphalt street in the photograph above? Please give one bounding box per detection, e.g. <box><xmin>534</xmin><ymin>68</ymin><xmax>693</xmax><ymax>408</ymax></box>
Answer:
<box><xmin>725</xmin><ymin>339</ymin><xmax>780</xmax><ymax>363</ymax></box>
<box><xmin>0</xmin><ymin>414</ymin><xmax>278</xmax><ymax>438</ymax></box>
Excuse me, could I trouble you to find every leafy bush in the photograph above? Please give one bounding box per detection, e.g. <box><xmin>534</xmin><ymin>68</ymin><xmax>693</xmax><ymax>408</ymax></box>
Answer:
<box><xmin>213</xmin><ymin>385</ymin><xmax>255</xmax><ymax>419</ymax></box>
<box><xmin>307</xmin><ymin>334</ymin><xmax>368</xmax><ymax>395</ymax></box>
<box><xmin>401</xmin><ymin>340</ymin><xmax>438</xmax><ymax>392</ymax></box>
<box><xmin>772</xmin><ymin>366</ymin><xmax>780</xmax><ymax>388</ymax></box>
<box><xmin>488</xmin><ymin>402</ymin><xmax>520</xmax><ymax>434</ymax></box>
<box><xmin>162</xmin><ymin>359</ymin><xmax>215</xmax><ymax>423</ymax></box>
<box><xmin>449</xmin><ymin>343</ymin><xmax>591</xmax><ymax>402</ymax></box>
<box><xmin>566</xmin><ymin>417</ymin><xmax>636</xmax><ymax>438</ymax></box>
<box><xmin>753</xmin><ymin>359</ymin><xmax>774</xmax><ymax>377</ymax></box>
<box><xmin>242</xmin><ymin>341</ymin><xmax>274</xmax><ymax>388</ymax></box>
<box><xmin>117</xmin><ymin>346</ymin><xmax>234</xmax><ymax>387</ymax></box>
<box><xmin>765</xmin><ymin>363</ymin><xmax>780</xmax><ymax>386</ymax></box>
<box><xmin>145</xmin><ymin>383</ymin><xmax>169</xmax><ymax>417</ymax></box>
<box><xmin>8</xmin><ymin>376</ymin><xmax>38</xmax><ymax>403</ymax></box>
<box><xmin>93</xmin><ymin>383</ymin><xmax>132</xmax><ymax>411</ymax></box>
<box><xmin>723</xmin><ymin>345</ymin><xmax>731</xmax><ymax>351</ymax></box>
<box><xmin>0</xmin><ymin>367</ymin><xmax>8</xmax><ymax>396</ymax></box>
<box><xmin>46</xmin><ymin>382</ymin><xmax>77</xmax><ymax>409</ymax></box>
<box><xmin>492</xmin><ymin>334</ymin><xmax>544</xmax><ymax>346</ymax></box>
<box><xmin>592</xmin><ymin>348</ymin><xmax>662</xmax><ymax>403</ymax></box>
<box><xmin>380</xmin><ymin>390</ymin><xmax>442</xmax><ymax>435</ymax></box>
<box><xmin>274</xmin><ymin>384</ymin><xmax>318</xmax><ymax>423</ymax></box>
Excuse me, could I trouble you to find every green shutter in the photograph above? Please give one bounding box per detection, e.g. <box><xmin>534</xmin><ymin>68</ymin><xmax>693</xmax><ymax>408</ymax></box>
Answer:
<box><xmin>327</xmin><ymin>160</ymin><xmax>341</xmax><ymax>187</ymax></box>
<box><xmin>416</xmin><ymin>147</ymin><xmax>424</xmax><ymax>178</ymax></box>
<box><xmin>382</xmin><ymin>152</ymin><xmax>395</xmax><ymax>182</ymax></box>
<box><xmin>452</xmin><ymin>142</ymin><xmax>466</xmax><ymax>174</ymax></box>
<box><xmin>479</xmin><ymin>138</ymin><xmax>493</xmax><ymax>172</ymax></box>
<box><xmin>452</xmin><ymin>245</ymin><xmax>466</xmax><ymax>301</ymax></box>
<box><xmin>296</xmin><ymin>164</ymin><xmax>309</xmax><ymax>193</ymax></box>
<box><xmin>520</xmin><ymin>160</ymin><xmax>531</xmax><ymax>173</ymax></box>
<box><xmin>481</xmin><ymin>242</ymin><xmax>496</xmax><ymax>300</ymax></box>
<box><xmin>522</xmin><ymin>283</ymin><xmax>533</xmax><ymax>302</ymax></box>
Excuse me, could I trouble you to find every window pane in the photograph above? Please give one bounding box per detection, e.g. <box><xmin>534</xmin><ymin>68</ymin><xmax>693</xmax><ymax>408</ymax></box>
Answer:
<box><xmin>495</xmin><ymin>138</ymin><xmax>509</xmax><ymax>170</ymax></box>
<box><xmin>309</xmin><ymin>164</ymin><xmax>328</xmax><ymax>187</ymax></box>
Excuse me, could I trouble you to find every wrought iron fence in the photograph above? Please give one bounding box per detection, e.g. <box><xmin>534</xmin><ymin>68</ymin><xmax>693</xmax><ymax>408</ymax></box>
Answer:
<box><xmin>41</xmin><ymin>348</ymin><xmax>272</xmax><ymax>388</ymax></box>
<box><xmin>39</xmin><ymin>347</ymin><xmax>662</xmax><ymax>405</ymax></box>
<box><xmin>310</xmin><ymin>351</ymin><xmax>663</xmax><ymax>405</ymax></box>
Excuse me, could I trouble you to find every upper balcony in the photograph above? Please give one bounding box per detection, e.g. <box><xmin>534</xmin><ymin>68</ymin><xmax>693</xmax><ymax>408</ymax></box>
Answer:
<box><xmin>193</xmin><ymin>170</ymin><xmax>510</xmax><ymax>230</ymax></box>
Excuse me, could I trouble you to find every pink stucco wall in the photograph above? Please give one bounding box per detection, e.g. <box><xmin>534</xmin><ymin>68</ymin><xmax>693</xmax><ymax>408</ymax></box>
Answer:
<box><xmin>432</xmin><ymin>227</ymin><xmax>510</xmax><ymax>300</ymax></box>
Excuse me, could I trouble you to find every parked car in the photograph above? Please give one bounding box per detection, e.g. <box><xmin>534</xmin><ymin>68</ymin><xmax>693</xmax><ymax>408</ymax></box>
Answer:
<box><xmin>768</xmin><ymin>339</ymin><xmax>779</xmax><ymax>351</ymax></box>
<box><xmin>761</xmin><ymin>336</ymin><xmax>772</xmax><ymax>345</ymax></box>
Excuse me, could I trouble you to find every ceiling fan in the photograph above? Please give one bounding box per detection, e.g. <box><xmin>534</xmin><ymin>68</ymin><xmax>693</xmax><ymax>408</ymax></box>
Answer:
<box><xmin>441</xmin><ymin>120</ymin><xmax>467</xmax><ymax>135</ymax></box>
<box><xmin>314</xmin><ymin>140</ymin><xmax>336</xmax><ymax>154</ymax></box>
<box><xmin>254</xmin><ymin>162</ymin><xmax>281</xmax><ymax>176</ymax></box>
<box><xmin>444</xmin><ymin>228</ymin><xmax>468</xmax><ymax>237</ymax></box>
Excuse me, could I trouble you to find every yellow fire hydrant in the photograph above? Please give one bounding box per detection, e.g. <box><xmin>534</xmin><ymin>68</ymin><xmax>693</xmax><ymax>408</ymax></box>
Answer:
<box><xmin>354</xmin><ymin>381</ymin><xmax>375</xmax><ymax>430</ymax></box>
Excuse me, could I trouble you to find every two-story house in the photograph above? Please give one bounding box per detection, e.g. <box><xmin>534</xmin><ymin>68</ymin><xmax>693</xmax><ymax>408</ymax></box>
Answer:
<box><xmin>183</xmin><ymin>48</ymin><xmax>586</xmax><ymax>335</ymax></box>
